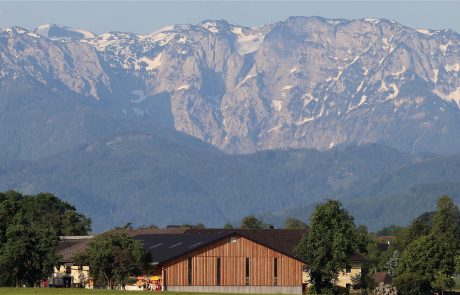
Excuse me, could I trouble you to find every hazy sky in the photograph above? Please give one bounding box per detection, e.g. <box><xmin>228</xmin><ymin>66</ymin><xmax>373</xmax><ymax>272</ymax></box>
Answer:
<box><xmin>1</xmin><ymin>1</ymin><xmax>459</xmax><ymax>34</ymax></box>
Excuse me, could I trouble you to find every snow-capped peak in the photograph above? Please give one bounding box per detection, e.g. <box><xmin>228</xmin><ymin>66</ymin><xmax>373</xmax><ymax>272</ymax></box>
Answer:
<box><xmin>1</xmin><ymin>26</ymin><xmax>29</xmax><ymax>34</ymax></box>
<box><xmin>34</xmin><ymin>24</ymin><xmax>96</xmax><ymax>40</ymax></box>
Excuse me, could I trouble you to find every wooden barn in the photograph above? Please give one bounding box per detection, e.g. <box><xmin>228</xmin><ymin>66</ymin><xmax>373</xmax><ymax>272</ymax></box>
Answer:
<box><xmin>134</xmin><ymin>228</ymin><xmax>363</xmax><ymax>294</ymax></box>
<box><xmin>54</xmin><ymin>228</ymin><xmax>365</xmax><ymax>294</ymax></box>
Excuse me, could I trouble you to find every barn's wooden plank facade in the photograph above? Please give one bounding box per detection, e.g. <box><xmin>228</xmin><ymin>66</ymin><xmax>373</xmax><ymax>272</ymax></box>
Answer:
<box><xmin>54</xmin><ymin>229</ymin><xmax>365</xmax><ymax>294</ymax></box>
<box><xmin>161</xmin><ymin>235</ymin><xmax>303</xmax><ymax>287</ymax></box>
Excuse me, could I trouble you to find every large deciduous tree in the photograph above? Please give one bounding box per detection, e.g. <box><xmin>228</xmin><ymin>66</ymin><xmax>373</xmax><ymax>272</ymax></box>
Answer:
<box><xmin>240</xmin><ymin>215</ymin><xmax>266</xmax><ymax>229</ymax></box>
<box><xmin>0</xmin><ymin>191</ymin><xmax>91</xmax><ymax>287</ymax></box>
<box><xmin>283</xmin><ymin>218</ymin><xmax>308</xmax><ymax>230</ymax></box>
<box><xmin>397</xmin><ymin>196</ymin><xmax>460</xmax><ymax>291</ymax></box>
<box><xmin>296</xmin><ymin>200</ymin><xmax>357</xmax><ymax>293</ymax></box>
<box><xmin>393</xmin><ymin>273</ymin><xmax>432</xmax><ymax>295</ymax></box>
<box><xmin>0</xmin><ymin>223</ymin><xmax>58</xmax><ymax>287</ymax></box>
<box><xmin>75</xmin><ymin>232</ymin><xmax>152</xmax><ymax>289</ymax></box>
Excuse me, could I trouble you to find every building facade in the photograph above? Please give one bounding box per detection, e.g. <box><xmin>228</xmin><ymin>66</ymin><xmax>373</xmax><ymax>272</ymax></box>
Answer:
<box><xmin>51</xmin><ymin>236</ymin><xmax>93</xmax><ymax>288</ymax></box>
<box><xmin>158</xmin><ymin>233</ymin><xmax>304</xmax><ymax>294</ymax></box>
<box><xmin>51</xmin><ymin>265</ymin><xmax>91</xmax><ymax>288</ymax></box>
<box><xmin>53</xmin><ymin>228</ymin><xmax>365</xmax><ymax>293</ymax></box>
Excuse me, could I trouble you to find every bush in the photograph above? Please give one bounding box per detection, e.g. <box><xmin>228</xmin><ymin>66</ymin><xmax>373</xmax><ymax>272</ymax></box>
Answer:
<box><xmin>393</xmin><ymin>273</ymin><xmax>431</xmax><ymax>295</ymax></box>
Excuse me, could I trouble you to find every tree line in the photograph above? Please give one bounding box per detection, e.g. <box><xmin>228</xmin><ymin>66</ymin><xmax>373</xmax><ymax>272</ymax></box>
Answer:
<box><xmin>1</xmin><ymin>190</ymin><xmax>459</xmax><ymax>294</ymax></box>
<box><xmin>291</xmin><ymin>196</ymin><xmax>460</xmax><ymax>295</ymax></box>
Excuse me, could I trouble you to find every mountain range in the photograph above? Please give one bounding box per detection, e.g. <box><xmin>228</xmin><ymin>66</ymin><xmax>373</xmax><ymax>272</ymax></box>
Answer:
<box><xmin>0</xmin><ymin>17</ymin><xmax>459</xmax><ymax>231</ymax></box>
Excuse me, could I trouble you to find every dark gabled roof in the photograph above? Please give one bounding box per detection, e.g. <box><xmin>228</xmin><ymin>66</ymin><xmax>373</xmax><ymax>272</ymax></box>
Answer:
<box><xmin>57</xmin><ymin>228</ymin><xmax>366</xmax><ymax>265</ymax></box>
<box><xmin>350</xmin><ymin>252</ymin><xmax>367</xmax><ymax>262</ymax></box>
<box><xmin>57</xmin><ymin>236</ymin><xmax>94</xmax><ymax>263</ymax></box>
<box><xmin>234</xmin><ymin>229</ymin><xmax>307</xmax><ymax>259</ymax></box>
<box><xmin>185</xmin><ymin>228</ymin><xmax>307</xmax><ymax>261</ymax></box>
<box><xmin>56</xmin><ymin>229</ymin><xmax>187</xmax><ymax>264</ymax></box>
<box><xmin>376</xmin><ymin>236</ymin><xmax>396</xmax><ymax>242</ymax></box>
<box><xmin>185</xmin><ymin>229</ymin><xmax>366</xmax><ymax>263</ymax></box>
<box><xmin>133</xmin><ymin>230</ymin><xmax>232</xmax><ymax>264</ymax></box>
<box><xmin>373</xmin><ymin>272</ymin><xmax>392</xmax><ymax>285</ymax></box>
<box><xmin>125</xmin><ymin>228</ymin><xmax>188</xmax><ymax>237</ymax></box>
<box><xmin>134</xmin><ymin>228</ymin><xmax>309</xmax><ymax>264</ymax></box>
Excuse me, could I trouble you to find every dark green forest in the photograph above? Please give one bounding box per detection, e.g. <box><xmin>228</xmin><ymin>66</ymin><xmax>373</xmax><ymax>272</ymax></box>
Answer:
<box><xmin>1</xmin><ymin>136</ymin><xmax>459</xmax><ymax>231</ymax></box>
<box><xmin>0</xmin><ymin>191</ymin><xmax>91</xmax><ymax>286</ymax></box>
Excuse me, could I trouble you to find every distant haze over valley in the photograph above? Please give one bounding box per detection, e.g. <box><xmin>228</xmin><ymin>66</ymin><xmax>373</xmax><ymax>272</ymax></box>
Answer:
<box><xmin>0</xmin><ymin>17</ymin><xmax>459</xmax><ymax>231</ymax></box>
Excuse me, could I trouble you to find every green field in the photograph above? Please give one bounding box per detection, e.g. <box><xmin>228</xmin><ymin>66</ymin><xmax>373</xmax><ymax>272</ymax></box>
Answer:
<box><xmin>0</xmin><ymin>288</ymin><xmax>286</xmax><ymax>295</ymax></box>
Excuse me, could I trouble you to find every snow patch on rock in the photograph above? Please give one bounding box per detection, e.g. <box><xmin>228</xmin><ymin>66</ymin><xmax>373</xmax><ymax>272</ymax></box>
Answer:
<box><xmin>234</xmin><ymin>73</ymin><xmax>256</xmax><ymax>90</ymax></box>
<box><xmin>433</xmin><ymin>69</ymin><xmax>439</xmax><ymax>83</ymax></box>
<box><xmin>416</xmin><ymin>29</ymin><xmax>433</xmax><ymax>35</ymax></box>
<box><xmin>177</xmin><ymin>84</ymin><xmax>190</xmax><ymax>91</ymax></box>
<box><xmin>365</xmin><ymin>18</ymin><xmax>381</xmax><ymax>24</ymax></box>
<box><xmin>140</xmin><ymin>31</ymin><xmax>176</xmax><ymax>46</ymax></box>
<box><xmin>445</xmin><ymin>63</ymin><xmax>460</xmax><ymax>73</ymax></box>
<box><xmin>272</xmin><ymin>100</ymin><xmax>283</xmax><ymax>111</ymax></box>
<box><xmin>231</xmin><ymin>27</ymin><xmax>265</xmax><ymax>55</ymax></box>
<box><xmin>137</xmin><ymin>53</ymin><xmax>162</xmax><ymax>71</ymax></box>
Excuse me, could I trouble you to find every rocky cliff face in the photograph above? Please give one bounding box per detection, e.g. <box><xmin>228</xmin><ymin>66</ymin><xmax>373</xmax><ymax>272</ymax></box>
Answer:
<box><xmin>1</xmin><ymin>17</ymin><xmax>460</xmax><ymax>156</ymax></box>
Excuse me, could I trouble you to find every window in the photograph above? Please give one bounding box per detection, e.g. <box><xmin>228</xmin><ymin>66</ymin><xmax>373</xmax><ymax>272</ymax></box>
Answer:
<box><xmin>245</xmin><ymin>257</ymin><xmax>250</xmax><ymax>286</ymax></box>
<box><xmin>230</xmin><ymin>236</ymin><xmax>237</xmax><ymax>243</ymax></box>
<box><xmin>188</xmin><ymin>257</ymin><xmax>192</xmax><ymax>285</ymax></box>
<box><xmin>216</xmin><ymin>257</ymin><xmax>221</xmax><ymax>286</ymax></box>
<box><xmin>274</xmin><ymin>258</ymin><xmax>278</xmax><ymax>286</ymax></box>
<box><xmin>346</xmin><ymin>265</ymin><xmax>352</xmax><ymax>273</ymax></box>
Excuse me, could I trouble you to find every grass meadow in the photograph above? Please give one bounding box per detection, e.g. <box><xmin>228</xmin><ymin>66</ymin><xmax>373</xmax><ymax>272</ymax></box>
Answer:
<box><xmin>0</xmin><ymin>288</ymin><xmax>288</xmax><ymax>295</ymax></box>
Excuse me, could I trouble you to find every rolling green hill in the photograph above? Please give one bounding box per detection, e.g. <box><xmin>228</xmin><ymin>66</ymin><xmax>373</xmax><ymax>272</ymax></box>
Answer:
<box><xmin>263</xmin><ymin>156</ymin><xmax>460</xmax><ymax>231</ymax></box>
<box><xmin>1</xmin><ymin>131</ymin><xmax>445</xmax><ymax>232</ymax></box>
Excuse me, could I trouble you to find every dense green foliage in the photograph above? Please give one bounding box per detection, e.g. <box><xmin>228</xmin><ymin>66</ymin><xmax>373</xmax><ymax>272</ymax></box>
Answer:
<box><xmin>283</xmin><ymin>218</ymin><xmax>308</xmax><ymax>229</ymax></box>
<box><xmin>397</xmin><ymin>197</ymin><xmax>460</xmax><ymax>284</ymax></box>
<box><xmin>393</xmin><ymin>273</ymin><xmax>431</xmax><ymax>295</ymax></box>
<box><xmin>223</xmin><ymin>223</ymin><xmax>234</xmax><ymax>229</ymax></box>
<box><xmin>363</xmin><ymin>196</ymin><xmax>460</xmax><ymax>294</ymax></box>
<box><xmin>295</xmin><ymin>195</ymin><xmax>460</xmax><ymax>294</ymax></box>
<box><xmin>351</xmin><ymin>262</ymin><xmax>374</xmax><ymax>293</ymax></box>
<box><xmin>240</xmin><ymin>215</ymin><xmax>266</xmax><ymax>229</ymax></box>
<box><xmin>296</xmin><ymin>200</ymin><xmax>358</xmax><ymax>293</ymax></box>
<box><xmin>0</xmin><ymin>191</ymin><xmax>91</xmax><ymax>287</ymax></box>
<box><xmin>74</xmin><ymin>232</ymin><xmax>151</xmax><ymax>289</ymax></box>
<box><xmin>376</xmin><ymin>225</ymin><xmax>405</xmax><ymax>237</ymax></box>
<box><xmin>397</xmin><ymin>235</ymin><xmax>452</xmax><ymax>281</ymax></box>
